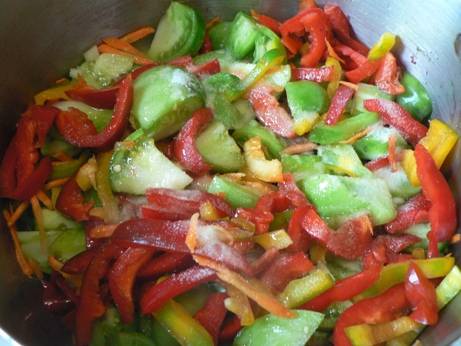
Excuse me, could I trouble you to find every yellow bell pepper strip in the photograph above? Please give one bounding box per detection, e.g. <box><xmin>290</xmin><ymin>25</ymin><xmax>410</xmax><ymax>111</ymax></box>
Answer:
<box><xmin>224</xmin><ymin>283</ymin><xmax>255</xmax><ymax>326</ymax></box>
<box><xmin>326</xmin><ymin>57</ymin><xmax>343</xmax><ymax>98</ymax></box>
<box><xmin>402</xmin><ymin>119</ymin><xmax>459</xmax><ymax>186</ymax></box>
<box><xmin>34</xmin><ymin>80</ymin><xmax>78</xmax><ymax>105</ymax></box>
<box><xmin>345</xmin><ymin>316</ymin><xmax>418</xmax><ymax>346</ymax></box>
<box><xmin>153</xmin><ymin>300</ymin><xmax>214</xmax><ymax>346</ymax></box>
<box><xmin>243</xmin><ymin>137</ymin><xmax>283</xmax><ymax>183</ymax></box>
<box><xmin>279</xmin><ymin>268</ymin><xmax>335</xmax><ymax>308</ymax></box>
<box><xmin>253</xmin><ymin>229</ymin><xmax>293</xmax><ymax>250</ymax></box>
<box><xmin>96</xmin><ymin>151</ymin><xmax>120</xmax><ymax>224</ymax></box>
<box><xmin>368</xmin><ymin>32</ymin><xmax>396</xmax><ymax>61</ymax></box>
<box><xmin>355</xmin><ymin>257</ymin><xmax>455</xmax><ymax>300</ymax></box>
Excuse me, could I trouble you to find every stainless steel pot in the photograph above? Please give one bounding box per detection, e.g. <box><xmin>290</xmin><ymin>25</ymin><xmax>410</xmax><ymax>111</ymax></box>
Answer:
<box><xmin>0</xmin><ymin>1</ymin><xmax>460</xmax><ymax>345</ymax></box>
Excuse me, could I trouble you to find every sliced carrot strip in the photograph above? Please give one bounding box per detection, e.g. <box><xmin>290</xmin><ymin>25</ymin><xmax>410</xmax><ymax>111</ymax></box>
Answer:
<box><xmin>45</xmin><ymin>178</ymin><xmax>70</xmax><ymax>190</ymax></box>
<box><xmin>98</xmin><ymin>44</ymin><xmax>153</xmax><ymax>65</ymax></box>
<box><xmin>339</xmin><ymin>128</ymin><xmax>370</xmax><ymax>144</ymax></box>
<box><xmin>88</xmin><ymin>224</ymin><xmax>118</xmax><ymax>239</ymax></box>
<box><xmin>36</xmin><ymin>190</ymin><xmax>53</xmax><ymax>210</ymax></box>
<box><xmin>206</xmin><ymin>16</ymin><xmax>221</xmax><ymax>30</ymax></box>
<box><xmin>388</xmin><ymin>135</ymin><xmax>398</xmax><ymax>172</ymax></box>
<box><xmin>102</xmin><ymin>37</ymin><xmax>148</xmax><ymax>57</ymax></box>
<box><xmin>121</xmin><ymin>26</ymin><xmax>155</xmax><ymax>43</ymax></box>
<box><xmin>8</xmin><ymin>201</ymin><xmax>29</xmax><ymax>227</ymax></box>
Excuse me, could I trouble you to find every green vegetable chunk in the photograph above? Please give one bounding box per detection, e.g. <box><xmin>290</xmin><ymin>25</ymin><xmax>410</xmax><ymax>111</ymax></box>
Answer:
<box><xmin>226</xmin><ymin>12</ymin><xmax>260</xmax><ymax>59</ymax></box>
<box><xmin>281</xmin><ymin>154</ymin><xmax>327</xmax><ymax>181</ymax></box>
<box><xmin>208</xmin><ymin>175</ymin><xmax>261</xmax><ymax>208</ymax></box>
<box><xmin>148</xmin><ymin>2</ymin><xmax>205</xmax><ymax>62</ymax></box>
<box><xmin>195</xmin><ymin>120</ymin><xmax>244</xmax><ymax>172</ymax></box>
<box><xmin>110</xmin><ymin>137</ymin><xmax>192</xmax><ymax>195</ymax></box>
<box><xmin>352</xmin><ymin>83</ymin><xmax>392</xmax><ymax>114</ymax></box>
<box><xmin>209</xmin><ymin>22</ymin><xmax>232</xmax><ymax>50</ymax></box>
<box><xmin>233</xmin><ymin>310</ymin><xmax>324</xmax><ymax>346</ymax></box>
<box><xmin>55</xmin><ymin>100</ymin><xmax>113</xmax><ymax>132</ymax></box>
<box><xmin>132</xmin><ymin>66</ymin><xmax>204</xmax><ymax>139</ymax></box>
<box><xmin>373</xmin><ymin>166</ymin><xmax>420</xmax><ymax>200</ymax></box>
<box><xmin>396</xmin><ymin>72</ymin><xmax>432</xmax><ymax>121</ymax></box>
<box><xmin>317</xmin><ymin>144</ymin><xmax>372</xmax><ymax>177</ymax></box>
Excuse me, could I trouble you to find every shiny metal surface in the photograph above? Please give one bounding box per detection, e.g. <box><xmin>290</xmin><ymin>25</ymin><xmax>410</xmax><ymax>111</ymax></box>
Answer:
<box><xmin>0</xmin><ymin>0</ymin><xmax>460</xmax><ymax>345</ymax></box>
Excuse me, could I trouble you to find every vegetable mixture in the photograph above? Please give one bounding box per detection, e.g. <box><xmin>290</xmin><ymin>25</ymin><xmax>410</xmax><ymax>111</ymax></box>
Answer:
<box><xmin>1</xmin><ymin>1</ymin><xmax>460</xmax><ymax>346</ymax></box>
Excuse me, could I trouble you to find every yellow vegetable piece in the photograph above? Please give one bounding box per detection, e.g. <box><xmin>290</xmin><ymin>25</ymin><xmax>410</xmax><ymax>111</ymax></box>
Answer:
<box><xmin>96</xmin><ymin>151</ymin><xmax>120</xmax><ymax>224</ymax></box>
<box><xmin>293</xmin><ymin>117</ymin><xmax>318</xmax><ymax>136</ymax></box>
<box><xmin>368</xmin><ymin>32</ymin><xmax>396</xmax><ymax>61</ymax></box>
<box><xmin>224</xmin><ymin>283</ymin><xmax>255</xmax><ymax>326</ymax></box>
<box><xmin>402</xmin><ymin>119</ymin><xmax>459</xmax><ymax>186</ymax></box>
<box><xmin>325</xmin><ymin>57</ymin><xmax>343</xmax><ymax>98</ymax></box>
<box><xmin>244</xmin><ymin>137</ymin><xmax>283</xmax><ymax>183</ymax></box>
<box><xmin>253</xmin><ymin>229</ymin><xmax>293</xmax><ymax>250</ymax></box>
<box><xmin>34</xmin><ymin>80</ymin><xmax>77</xmax><ymax>105</ymax></box>
<box><xmin>75</xmin><ymin>156</ymin><xmax>97</xmax><ymax>191</ymax></box>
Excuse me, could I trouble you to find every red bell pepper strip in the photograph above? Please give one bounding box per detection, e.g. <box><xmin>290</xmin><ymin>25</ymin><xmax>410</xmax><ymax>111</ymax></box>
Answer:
<box><xmin>301</xmin><ymin>207</ymin><xmax>331</xmax><ymax>244</ymax></box>
<box><xmin>108</xmin><ymin>246</ymin><xmax>155</xmax><ymax>324</ymax></box>
<box><xmin>111</xmin><ymin>219</ymin><xmax>191</xmax><ymax>253</ymax></box>
<box><xmin>334</xmin><ymin>284</ymin><xmax>410</xmax><ymax>346</ymax></box>
<box><xmin>345</xmin><ymin>59</ymin><xmax>380</xmax><ymax>84</ymax></box>
<box><xmin>323</xmin><ymin>4</ymin><xmax>369</xmax><ymax>56</ymax></box>
<box><xmin>334</xmin><ymin>44</ymin><xmax>368</xmax><ymax>67</ymax></box>
<box><xmin>365</xmin><ymin>156</ymin><xmax>390</xmax><ymax>171</ymax></box>
<box><xmin>248</xmin><ymin>86</ymin><xmax>295</xmax><ymax>138</ymax></box>
<box><xmin>146</xmin><ymin>188</ymin><xmax>233</xmax><ymax>217</ymax></box>
<box><xmin>0</xmin><ymin>106</ymin><xmax>57</xmax><ymax>200</ymax></box>
<box><xmin>173</xmin><ymin>108</ymin><xmax>213</xmax><ymax>176</ymax></box>
<box><xmin>291</xmin><ymin>66</ymin><xmax>334</xmax><ymax>82</ymax></box>
<box><xmin>415</xmin><ymin>144</ymin><xmax>457</xmax><ymax>257</ymax></box>
<box><xmin>405</xmin><ymin>262</ymin><xmax>438</xmax><ymax>325</ymax></box>
<box><xmin>42</xmin><ymin>273</ymin><xmax>76</xmax><ymax>314</ymax></box>
<box><xmin>251</xmin><ymin>248</ymin><xmax>280</xmax><ymax>275</ymax></box>
<box><xmin>385</xmin><ymin>194</ymin><xmax>430</xmax><ymax>234</ymax></box>
<box><xmin>56</xmin><ymin>178</ymin><xmax>94</xmax><ymax>222</ymax></box>
<box><xmin>219</xmin><ymin>316</ymin><xmax>242</xmax><ymax>343</ymax></box>
<box><xmin>299</xmin><ymin>9</ymin><xmax>329</xmax><ymax>68</ymax></box>
<box><xmin>194</xmin><ymin>292</ymin><xmax>227</xmax><ymax>344</ymax></box>
<box><xmin>57</xmin><ymin>74</ymin><xmax>133</xmax><ymax>150</ymax></box>
<box><xmin>281</xmin><ymin>34</ymin><xmax>303</xmax><ymax>55</ymax></box>
<box><xmin>137</xmin><ymin>252</ymin><xmax>193</xmax><ymax>278</ymax></box>
<box><xmin>251</xmin><ymin>10</ymin><xmax>281</xmax><ymax>34</ymax></box>
<box><xmin>287</xmin><ymin>205</ymin><xmax>311</xmax><ymax>253</ymax></box>
<box><xmin>189</xmin><ymin>59</ymin><xmax>221</xmax><ymax>77</ymax></box>
<box><xmin>140</xmin><ymin>265</ymin><xmax>217</xmax><ymax>314</ymax></box>
<box><xmin>366</xmin><ymin>234</ymin><xmax>421</xmax><ymax>266</ymax></box>
<box><xmin>75</xmin><ymin>243</ymin><xmax>123</xmax><ymax>346</ymax></box>
<box><xmin>261</xmin><ymin>252</ymin><xmax>313</xmax><ymax>292</ymax></box>
<box><xmin>141</xmin><ymin>205</ymin><xmax>197</xmax><ymax>221</ymax></box>
<box><xmin>301</xmin><ymin>260</ymin><xmax>381</xmax><ymax>311</ymax></box>
<box><xmin>364</xmin><ymin>99</ymin><xmax>428</xmax><ymax>146</ymax></box>
<box><xmin>375</xmin><ymin>53</ymin><xmax>405</xmax><ymax>95</ymax></box>
<box><xmin>200</xmin><ymin>33</ymin><xmax>213</xmax><ymax>53</ymax></box>
<box><xmin>61</xmin><ymin>247</ymin><xmax>100</xmax><ymax>274</ymax></box>
<box><xmin>325</xmin><ymin>84</ymin><xmax>355</xmax><ymax>125</ymax></box>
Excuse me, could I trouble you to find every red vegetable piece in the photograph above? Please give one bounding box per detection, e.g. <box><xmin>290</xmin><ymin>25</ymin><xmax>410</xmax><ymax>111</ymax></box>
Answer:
<box><xmin>75</xmin><ymin>243</ymin><xmax>123</xmax><ymax>346</ymax></box>
<box><xmin>219</xmin><ymin>316</ymin><xmax>242</xmax><ymax>343</ymax></box>
<box><xmin>248</xmin><ymin>86</ymin><xmax>295</xmax><ymax>138</ymax></box>
<box><xmin>385</xmin><ymin>194</ymin><xmax>430</xmax><ymax>234</ymax></box>
<box><xmin>201</xmin><ymin>34</ymin><xmax>213</xmax><ymax>53</ymax></box>
<box><xmin>287</xmin><ymin>205</ymin><xmax>311</xmax><ymax>253</ymax></box>
<box><xmin>291</xmin><ymin>66</ymin><xmax>334</xmax><ymax>82</ymax></box>
<box><xmin>141</xmin><ymin>205</ymin><xmax>195</xmax><ymax>221</ymax></box>
<box><xmin>137</xmin><ymin>252</ymin><xmax>193</xmax><ymax>278</ymax></box>
<box><xmin>367</xmin><ymin>234</ymin><xmax>421</xmax><ymax>266</ymax></box>
<box><xmin>279</xmin><ymin>173</ymin><xmax>310</xmax><ymax>208</ymax></box>
<box><xmin>261</xmin><ymin>252</ymin><xmax>313</xmax><ymax>292</ymax></box>
<box><xmin>56</xmin><ymin>178</ymin><xmax>93</xmax><ymax>222</ymax></box>
<box><xmin>375</xmin><ymin>53</ymin><xmax>405</xmax><ymax>95</ymax></box>
<box><xmin>57</xmin><ymin>74</ymin><xmax>133</xmax><ymax>149</ymax></box>
<box><xmin>14</xmin><ymin>157</ymin><xmax>53</xmax><ymax>201</ymax></box>
<box><xmin>301</xmin><ymin>207</ymin><xmax>331</xmax><ymax>244</ymax></box>
<box><xmin>364</xmin><ymin>99</ymin><xmax>428</xmax><ymax>146</ymax></box>
<box><xmin>109</xmin><ymin>247</ymin><xmax>154</xmax><ymax>324</ymax></box>
<box><xmin>251</xmin><ymin>11</ymin><xmax>281</xmax><ymax>34</ymax></box>
<box><xmin>299</xmin><ymin>9</ymin><xmax>329</xmax><ymax>68</ymax></box>
<box><xmin>140</xmin><ymin>266</ymin><xmax>217</xmax><ymax>314</ymax></box>
<box><xmin>334</xmin><ymin>44</ymin><xmax>368</xmax><ymax>66</ymax></box>
<box><xmin>405</xmin><ymin>262</ymin><xmax>438</xmax><ymax>325</ymax></box>
<box><xmin>189</xmin><ymin>59</ymin><xmax>221</xmax><ymax>77</ymax></box>
<box><xmin>302</xmin><ymin>260</ymin><xmax>381</xmax><ymax>311</ymax></box>
<box><xmin>194</xmin><ymin>292</ymin><xmax>227</xmax><ymax>344</ymax></box>
<box><xmin>61</xmin><ymin>247</ymin><xmax>100</xmax><ymax>274</ymax></box>
<box><xmin>67</xmin><ymin>85</ymin><xmax>119</xmax><ymax>109</ymax></box>
<box><xmin>281</xmin><ymin>33</ymin><xmax>303</xmax><ymax>55</ymax></box>
<box><xmin>251</xmin><ymin>248</ymin><xmax>280</xmax><ymax>275</ymax></box>
<box><xmin>345</xmin><ymin>59</ymin><xmax>380</xmax><ymax>84</ymax></box>
<box><xmin>111</xmin><ymin>219</ymin><xmax>191</xmax><ymax>253</ymax></box>
<box><xmin>365</xmin><ymin>156</ymin><xmax>390</xmax><ymax>171</ymax></box>
<box><xmin>24</xmin><ymin>105</ymin><xmax>59</xmax><ymax>146</ymax></box>
<box><xmin>325</xmin><ymin>85</ymin><xmax>355</xmax><ymax>125</ymax></box>
<box><xmin>415</xmin><ymin>144</ymin><xmax>457</xmax><ymax>257</ymax></box>
<box><xmin>173</xmin><ymin>108</ymin><xmax>213</xmax><ymax>175</ymax></box>
<box><xmin>334</xmin><ymin>284</ymin><xmax>410</xmax><ymax>346</ymax></box>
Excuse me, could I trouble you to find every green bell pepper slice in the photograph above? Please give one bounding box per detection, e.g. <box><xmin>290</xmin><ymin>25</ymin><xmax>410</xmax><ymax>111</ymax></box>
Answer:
<box><xmin>396</xmin><ymin>72</ymin><xmax>433</xmax><ymax>122</ymax></box>
<box><xmin>253</xmin><ymin>25</ymin><xmax>286</xmax><ymax>63</ymax></box>
<box><xmin>356</xmin><ymin>257</ymin><xmax>455</xmax><ymax>300</ymax></box>
<box><xmin>50</xmin><ymin>152</ymin><xmax>90</xmax><ymax>180</ymax></box>
<box><xmin>309</xmin><ymin>112</ymin><xmax>379</xmax><ymax>145</ymax></box>
<box><xmin>226</xmin><ymin>12</ymin><xmax>260</xmax><ymax>60</ymax></box>
<box><xmin>317</xmin><ymin>144</ymin><xmax>372</xmax><ymax>178</ymax></box>
<box><xmin>209</xmin><ymin>22</ymin><xmax>232</xmax><ymax>50</ymax></box>
<box><xmin>153</xmin><ymin>300</ymin><xmax>213</xmax><ymax>346</ymax></box>
<box><xmin>281</xmin><ymin>154</ymin><xmax>327</xmax><ymax>181</ymax></box>
<box><xmin>352</xmin><ymin>83</ymin><xmax>392</xmax><ymax>115</ymax></box>
<box><xmin>208</xmin><ymin>175</ymin><xmax>262</xmax><ymax>208</ymax></box>
<box><xmin>279</xmin><ymin>268</ymin><xmax>335</xmax><ymax>308</ymax></box>
<box><xmin>233</xmin><ymin>310</ymin><xmax>324</xmax><ymax>346</ymax></box>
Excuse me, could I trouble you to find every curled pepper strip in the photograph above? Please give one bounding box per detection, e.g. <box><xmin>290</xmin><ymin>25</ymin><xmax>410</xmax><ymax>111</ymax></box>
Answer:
<box><xmin>299</xmin><ymin>9</ymin><xmax>329</xmax><ymax>68</ymax></box>
<box><xmin>173</xmin><ymin>108</ymin><xmax>213</xmax><ymax>176</ymax></box>
<box><xmin>251</xmin><ymin>10</ymin><xmax>281</xmax><ymax>34</ymax></box>
<box><xmin>384</xmin><ymin>194</ymin><xmax>430</xmax><ymax>234</ymax></box>
<box><xmin>56</xmin><ymin>178</ymin><xmax>94</xmax><ymax>222</ymax></box>
<box><xmin>194</xmin><ymin>292</ymin><xmax>227</xmax><ymax>344</ymax></box>
<box><xmin>325</xmin><ymin>84</ymin><xmax>355</xmax><ymax>125</ymax></box>
<box><xmin>375</xmin><ymin>53</ymin><xmax>405</xmax><ymax>95</ymax></box>
<box><xmin>57</xmin><ymin>74</ymin><xmax>133</xmax><ymax>150</ymax></box>
<box><xmin>415</xmin><ymin>144</ymin><xmax>457</xmax><ymax>257</ymax></box>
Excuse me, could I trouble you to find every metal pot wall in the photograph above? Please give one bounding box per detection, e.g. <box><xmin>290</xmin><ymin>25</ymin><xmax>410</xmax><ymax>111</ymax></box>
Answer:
<box><xmin>0</xmin><ymin>0</ymin><xmax>460</xmax><ymax>345</ymax></box>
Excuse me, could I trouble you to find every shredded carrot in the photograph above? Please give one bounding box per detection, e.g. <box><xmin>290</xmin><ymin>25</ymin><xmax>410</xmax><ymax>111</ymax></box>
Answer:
<box><xmin>36</xmin><ymin>190</ymin><xmax>53</xmax><ymax>210</ymax></box>
<box><xmin>282</xmin><ymin>142</ymin><xmax>318</xmax><ymax>155</ymax></box>
<box><xmin>325</xmin><ymin>39</ymin><xmax>345</xmax><ymax>63</ymax></box>
<box><xmin>121</xmin><ymin>26</ymin><xmax>155</xmax><ymax>43</ymax></box>
<box><xmin>29</xmin><ymin>259</ymin><xmax>44</xmax><ymax>280</ymax></box>
<box><xmin>339</xmin><ymin>81</ymin><xmax>359</xmax><ymax>91</ymax></box>
<box><xmin>30</xmin><ymin>196</ymin><xmax>47</xmax><ymax>254</ymax></box>
<box><xmin>3</xmin><ymin>210</ymin><xmax>34</xmax><ymax>277</ymax></box>
<box><xmin>45</xmin><ymin>178</ymin><xmax>69</xmax><ymax>190</ymax></box>
<box><xmin>193</xmin><ymin>255</ymin><xmax>295</xmax><ymax>318</ymax></box>
<box><xmin>7</xmin><ymin>201</ymin><xmax>29</xmax><ymax>227</ymax></box>
<box><xmin>98</xmin><ymin>44</ymin><xmax>154</xmax><ymax>65</ymax></box>
<box><xmin>388</xmin><ymin>135</ymin><xmax>398</xmax><ymax>172</ymax></box>
<box><xmin>185</xmin><ymin>213</ymin><xmax>199</xmax><ymax>253</ymax></box>
<box><xmin>206</xmin><ymin>16</ymin><xmax>221</xmax><ymax>30</ymax></box>
<box><xmin>88</xmin><ymin>224</ymin><xmax>118</xmax><ymax>239</ymax></box>
<box><xmin>102</xmin><ymin>37</ymin><xmax>148</xmax><ymax>57</ymax></box>
<box><xmin>339</xmin><ymin>128</ymin><xmax>370</xmax><ymax>144</ymax></box>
